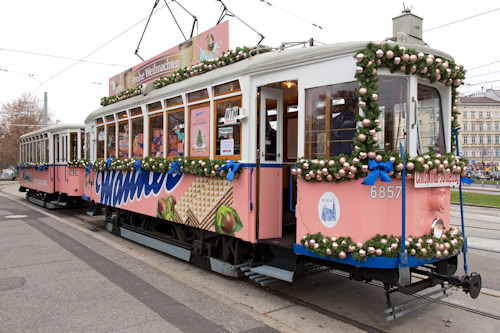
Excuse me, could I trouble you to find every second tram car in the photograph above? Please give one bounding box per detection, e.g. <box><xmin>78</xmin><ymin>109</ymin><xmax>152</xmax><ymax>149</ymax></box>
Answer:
<box><xmin>19</xmin><ymin>124</ymin><xmax>87</xmax><ymax>208</ymax></box>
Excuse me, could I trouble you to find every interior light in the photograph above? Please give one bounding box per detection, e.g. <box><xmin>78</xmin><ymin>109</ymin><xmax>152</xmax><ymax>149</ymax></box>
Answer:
<box><xmin>286</xmin><ymin>81</ymin><xmax>292</xmax><ymax>88</ymax></box>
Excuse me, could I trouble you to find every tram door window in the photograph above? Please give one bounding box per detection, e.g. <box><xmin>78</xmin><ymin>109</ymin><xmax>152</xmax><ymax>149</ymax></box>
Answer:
<box><xmin>44</xmin><ymin>135</ymin><xmax>49</xmax><ymax>163</ymax></box>
<box><xmin>54</xmin><ymin>135</ymin><xmax>59</xmax><ymax>163</ymax></box>
<box><xmin>417</xmin><ymin>85</ymin><xmax>444</xmax><ymax>154</ymax></box>
<box><xmin>258</xmin><ymin>87</ymin><xmax>283</xmax><ymax>239</ymax></box>
<box><xmin>85</xmin><ymin>132</ymin><xmax>90</xmax><ymax>159</ymax></box>
<box><xmin>376</xmin><ymin>77</ymin><xmax>408</xmax><ymax>153</ymax></box>
<box><xmin>69</xmin><ymin>132</ymin><xmax>78</xmax><ymax>161</ymax></box>
<box><xmin>96</xmin><ymin>126</ymin><xmax>105</xmax><ymax>159</ymax></box>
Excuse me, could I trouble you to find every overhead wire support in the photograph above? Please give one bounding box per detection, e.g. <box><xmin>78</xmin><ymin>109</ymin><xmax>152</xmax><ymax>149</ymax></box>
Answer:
<box><xmin>135</xmin><ymin>0</ymin><xmax>198</xmax><ymax>62</ymax></box>
<box><xmin>165</xmin><ymin>0</ymin><xmax>187</xmax><ymax>41</ymax></box>
<box><xmin>216</xmin><ymin>0</ymin><xmax>265</xmax><ymax>45</ymax></box>
<box><xmin>173</xmin><ymin>0</ymin><xmax>198</xmax><ymax>38</ymax></box>
<box><xmin>135</xmin><ymin>0</ymin><xmax>161</xmax><ymax>62</ymax></box>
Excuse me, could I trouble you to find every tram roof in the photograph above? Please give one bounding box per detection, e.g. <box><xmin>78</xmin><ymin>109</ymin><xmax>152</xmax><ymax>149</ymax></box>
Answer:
<box><xmin>86</xmin><ymin>40</ymin><xmax>454</xmax><ymax>123</ymax></box>
<box><xmin>20</xmin><ymin>123</ymin><xmax>84</xmax><ymax>139</ymax></box>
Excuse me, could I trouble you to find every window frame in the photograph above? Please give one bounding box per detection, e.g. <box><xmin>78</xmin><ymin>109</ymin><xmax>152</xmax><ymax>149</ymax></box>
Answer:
<box><xmin>213</xmin><ymin>95</ymin><xmax>243</xmax><ymax>160</ymax></box>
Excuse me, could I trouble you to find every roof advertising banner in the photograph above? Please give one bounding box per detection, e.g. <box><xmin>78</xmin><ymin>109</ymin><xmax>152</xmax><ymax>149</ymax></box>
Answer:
<box><xmin>109</xmin><ymin>20</ymin><xmax>229</xmax><ymax>96</ymax></box>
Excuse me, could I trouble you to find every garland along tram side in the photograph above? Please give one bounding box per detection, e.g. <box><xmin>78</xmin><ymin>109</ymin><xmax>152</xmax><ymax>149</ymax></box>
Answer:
<box><xmin>20</xmin><ymin>10</ymin><xmax>482</xmax><ymax>316</ymax></box>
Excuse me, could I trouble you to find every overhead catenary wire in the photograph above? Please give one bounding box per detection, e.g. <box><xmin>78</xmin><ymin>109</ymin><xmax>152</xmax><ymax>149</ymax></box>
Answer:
<box><xmin>424</xmin><ymin>7</ymin><xmax>500</xmax><ymax>32</ymax></box>
<box><xmin>32</xmin><ymin>1</ymin><xmax>170</xmax><ymax>93</ymax></box>
<box><xmin>258</xmin><ymin>0</ymin><xmax>348</xmax><ymax>41</ymax></box>
<box><xmin>0</xmin><ymin>68</ymin><xmax>102</xmax><ymax>85</ymax></box>
<box><xmin>0</xmin><ymin>48</ymin><xmax>128</xmax><ymax>68</ymax></box>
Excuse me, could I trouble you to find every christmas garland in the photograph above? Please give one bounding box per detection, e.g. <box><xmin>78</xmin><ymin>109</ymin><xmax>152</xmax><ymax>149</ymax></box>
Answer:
<box><xmin>101</xmin><ymin>85</ymin><xmax>143</xmax><ymax>106</ymax></box>
<box><xmin>70</xmin><ymin>156</ymin><xmax>242</xmax><ymax>179</ymax></box>
<box><xmin>293</xmin><ymin>41</ymin><xmax>468</xmax><ymax>183</ymax></box>
<box><xmin>100</xmin><ymin>46</ymin><xmax>253</xmax><ymax>106</ymax></box>
<box><xmin>66</xmin><ymin>159</ymin><xmax>90</xmax><ymax>168</ymax></box>
<box><xmin>293</xmin><ymin>152</ymin><xmax>468</xmax><ymax>183</ymax></box>
<box><xmin>301</xmin><ymin>228</ymin><xmax>463</xmax><ymax>262</ymax></box>
<box><xmin>17</xmin><ymin>162</ymin><xmax>48</xmax><ymax>171</ymax></box>
<box><xmin>353</xmin><ymin>41</ymin><xmax>465</xmax><ymax>155</ymax></box>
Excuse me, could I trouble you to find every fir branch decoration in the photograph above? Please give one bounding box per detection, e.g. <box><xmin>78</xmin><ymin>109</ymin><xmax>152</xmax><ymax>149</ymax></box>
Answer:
<box><xmin>301</xmin><ymin>228</ymin><xmax>464</xmax><ymax>262</ymax></box>
<box><xmin>88</xmin><ymin>156</ymin><xmax>242</xmax><ymax>180</ymax></box>
<box><xmin>100</xmin><ymin>46</ymin><xmax>254</xmax><ymax>106</ymax></box>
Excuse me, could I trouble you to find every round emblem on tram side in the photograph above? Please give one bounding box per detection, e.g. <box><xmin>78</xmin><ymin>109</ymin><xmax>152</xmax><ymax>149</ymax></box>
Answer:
<box><xmin>318</xmin><ymin>192</ymin><xmax>340</xmax><ymax>228</ymax></box>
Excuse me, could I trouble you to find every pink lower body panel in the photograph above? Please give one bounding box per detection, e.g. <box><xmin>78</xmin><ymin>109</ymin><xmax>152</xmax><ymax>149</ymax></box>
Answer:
<box><xmin>295</xmin><ymin>178</ymin><xmax>450</xmax><ymax>244</ymax></box>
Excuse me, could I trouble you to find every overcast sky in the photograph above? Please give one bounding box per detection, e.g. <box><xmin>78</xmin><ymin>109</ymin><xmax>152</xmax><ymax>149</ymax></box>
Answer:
<box><xmin>1</xmin><ymin>0</ymin><xmax>499</xmax><ymax>124</ymax></box>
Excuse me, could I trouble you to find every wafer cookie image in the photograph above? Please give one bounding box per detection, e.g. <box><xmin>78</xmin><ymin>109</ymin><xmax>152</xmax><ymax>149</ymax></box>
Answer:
<box><xmin>157</xmin><ymin>177</ymin><xmax>238</xmax><ymax>232</ymax></box>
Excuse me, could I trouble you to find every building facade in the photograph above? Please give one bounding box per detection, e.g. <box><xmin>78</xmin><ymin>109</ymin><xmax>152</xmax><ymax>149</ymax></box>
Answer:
<box><xmin>457</xmin><ymin>90</ymin><xmax>500</xmax><ymax>171</ymax></box>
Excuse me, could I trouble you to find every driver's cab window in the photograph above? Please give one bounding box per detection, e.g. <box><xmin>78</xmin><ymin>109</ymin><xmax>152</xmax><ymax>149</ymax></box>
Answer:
<box><xmin>376</xmin><ymin>77</ymin><xmax>408</xmax><ymax>153</ymax></box>
<box><xmin>417</xmin><ymin>85</ymin><xmax>444</xmax><ymax>154</ymax></box>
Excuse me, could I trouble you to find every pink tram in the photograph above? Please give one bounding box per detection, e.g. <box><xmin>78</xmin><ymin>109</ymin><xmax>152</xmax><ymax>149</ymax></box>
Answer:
<box><xmin>20</xmin><ymin>10</ymin><xmax>481</xmax><ymax>318</ymax></box>
<box><xmin>19</xmin><ymin>124</ymin><xmax>87</xmax><ymax>208</ymax></box>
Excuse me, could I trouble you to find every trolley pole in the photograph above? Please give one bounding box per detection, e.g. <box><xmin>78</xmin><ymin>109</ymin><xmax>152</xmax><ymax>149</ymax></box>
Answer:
<box><xmin>44</xmin><ymin>92</ymin><xmax>48</xmax><ymax>128</ymax></box>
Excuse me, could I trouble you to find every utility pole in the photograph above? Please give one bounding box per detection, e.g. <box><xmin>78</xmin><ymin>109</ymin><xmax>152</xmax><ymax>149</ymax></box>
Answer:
<box><xmin>43</xmin><ymin>92</ymin><xmax>48</xmax><ymax>128</ymax></box>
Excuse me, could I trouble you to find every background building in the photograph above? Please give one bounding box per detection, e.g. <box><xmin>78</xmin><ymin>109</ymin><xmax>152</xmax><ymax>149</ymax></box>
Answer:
<box><xmin>457</xmin><ymin>89</ymin><xmax>500</xmax><ymax>171</ymax></box>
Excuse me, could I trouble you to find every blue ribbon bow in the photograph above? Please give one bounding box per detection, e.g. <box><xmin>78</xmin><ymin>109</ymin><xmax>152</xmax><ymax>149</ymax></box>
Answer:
<box><xmin>106</xmin><ymin>157</ymin><xmax>112</xmax><ymax>170</ymax></box>
<box><xmin>153</xmin><ymin>134</ymin><xmax>163</xmax><ymax>145</ymax></box>
<box><xmin>361</xmin><ymin>159</ymin><xmax>394</xmax><ymax>186</ymax></box>
<box><xmin>133</xmin><ymin>159</ymin><xmax>142</xmax><ymax>174</ymax></box>
<box><xmin>461</xmin><ymin>177</ymin><xmax>474</xmax><ymax>185</ymax></box>
<box><xmin>168</xmin><ymin>161</ymin><xmax>182</xmax><ymax>176</ymax></box>
<box><xmin>219</xmin><ymin>160</ymin><xmax>241</xmax><ymax>182</ymax></box>
<box><xmin>40</xmin><ymin>164</ymin><xmax>46</xmax><ymax>171</ymax></box>
<box><xmin>86</xmin><ymin>162</ymin><xmax>92</xmax><ymax>172</ymax></box>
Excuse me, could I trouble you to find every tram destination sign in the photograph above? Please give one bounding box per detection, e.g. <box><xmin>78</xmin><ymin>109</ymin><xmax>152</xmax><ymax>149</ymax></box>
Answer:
<box><xmin>414</xmin><ymin>172</ymin><xmax>460</xmax><ymax>188</ymax></box>
<box><xmin>108</xmin><ymin>21</ymin><xmax>229</xmax><ymax>96</ymax></box>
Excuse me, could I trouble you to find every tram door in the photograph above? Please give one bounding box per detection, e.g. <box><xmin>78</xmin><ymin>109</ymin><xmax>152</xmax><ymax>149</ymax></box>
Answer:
<box><xmin>258</xmin><ymin>87</ymin><xmax>283</xmax><ymax>239</ymax></box>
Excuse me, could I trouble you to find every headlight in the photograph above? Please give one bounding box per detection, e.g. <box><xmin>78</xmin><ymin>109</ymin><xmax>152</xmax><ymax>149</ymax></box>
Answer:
<box><xmin>431</xmin><ymin>218</ymin><xmax>445</xmax><ymax>239</ymax></box>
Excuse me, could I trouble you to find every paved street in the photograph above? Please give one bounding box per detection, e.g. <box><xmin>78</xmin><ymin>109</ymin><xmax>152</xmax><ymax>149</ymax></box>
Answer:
<box><xmin>0</xmin><ymin>184</ymin><xmax>362</xmax><ymax>333</ymax></box>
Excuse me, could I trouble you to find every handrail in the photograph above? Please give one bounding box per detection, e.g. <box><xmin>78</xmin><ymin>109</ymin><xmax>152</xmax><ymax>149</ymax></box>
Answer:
<box><xmin>290</xmin><ymin>167</ymin><xmax>296</xmax><ymax>212</ymax></box>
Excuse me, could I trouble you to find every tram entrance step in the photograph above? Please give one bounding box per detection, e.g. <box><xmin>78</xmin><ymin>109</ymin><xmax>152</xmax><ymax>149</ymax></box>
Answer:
<box><xmin>249</xmin><ymin>265</ymin><xmax>294</xmax><ymax>282</ymax></box>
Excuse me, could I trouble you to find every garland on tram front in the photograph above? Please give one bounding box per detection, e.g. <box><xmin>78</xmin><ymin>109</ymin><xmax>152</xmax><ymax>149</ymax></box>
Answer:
<box><xmin>294</xmin><ymin>41</ymin><xmax>469</xmax><ymax>183</ymax></box>
<box><xmin>300</xmin><ymin>228</ymin><xmax>464</xmax><ymax>262</ymax></box>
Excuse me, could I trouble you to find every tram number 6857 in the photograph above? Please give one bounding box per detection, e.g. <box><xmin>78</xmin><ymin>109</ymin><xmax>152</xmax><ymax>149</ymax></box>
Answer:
<box><xmin>370</xmin><ymin>185</ymin><xmax>402</xmax><ymax>199</ymax></box>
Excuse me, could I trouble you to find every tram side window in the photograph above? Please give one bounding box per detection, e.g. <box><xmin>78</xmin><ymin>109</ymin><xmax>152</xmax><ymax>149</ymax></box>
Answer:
<box><xmin>81</xmin><ymin>131</ymin><xmax>85</xmax><ymax>160</ymax></box>
<box><xmin>97</xmin><ymin>126</ymin><xmax>105</xmax><ymax>159</ymax></box>
<box><xmin>118</xmin><ymin>121</ymin><xmax>129</xmax><ymax>158</ymax></box>
<box><xmin>215</xmin><ymin>96</ymin><xmax>242</xmax><ymax>158</ymax></box>
<box><xmin>131</xmin><ymin>118</ymin><xmax>144</xmax><ymax>157</ymax></box>
<box><xmin>70</xmin><ymin>132</ymin><xmax>78</xmax><ymax>161</ymax></box>
<box><xmin>417</xmin><ymin>85</ymin><xmax>444</xmax><ymax>154</ymax></box>
<box><xmin>85</xmin><ymin>133</ymin><xmax>90</xmax><ymax>159</ymax></box>
<box><xmin>376</xmin><ymin>77</ymin><xmax>408</xmax><ymax>153</ymax></box>
<box><xmin>305</xmin><ymin>82</ymin><xmax>359</xmax><ymax>159</ymax></box>
<box><xmin>167</xmin><ymin>109</ymin><xmax>184</xmax><ymax>157</ymax></box>
<box><xmin>107</xmin><ymin>124</ymin><xmax>116</xmax><ymax>158</ymax></box>
<box><xmin>44</xmin><ymin>138</ymin><xmax>49</xmax><ymax>163</ymax></box>
<box><xmin>37</xmin><ymin>139</ymin><xmax>41</xmax><ymax>162</ymax></box>
<box><xmin>149</xmin><ymin>114</ymin><xmax>164</xmax><ymax>157</ymax></box>
<box><xmin>54</xmin><ymin>135</ymin><xmax>59</xmax><ymax>163</ymax></box>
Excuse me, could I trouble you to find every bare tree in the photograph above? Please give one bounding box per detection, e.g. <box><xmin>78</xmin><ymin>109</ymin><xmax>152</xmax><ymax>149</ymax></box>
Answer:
<box><xmin>0</xmin><ymin>93</ymin><xmax>51</xmax><ymax>169</ymax></box>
